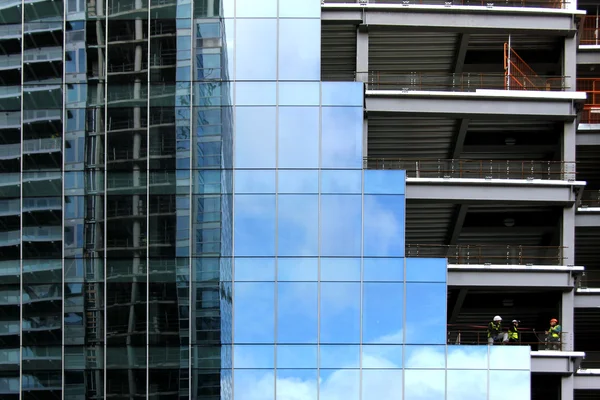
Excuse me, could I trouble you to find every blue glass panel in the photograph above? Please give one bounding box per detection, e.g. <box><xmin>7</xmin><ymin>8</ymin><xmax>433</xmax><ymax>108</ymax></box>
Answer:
<box><xmin>279</xmin><ymin>19</ymin><xmax>320</xmax><ymax>81</ymax></box>
<box><xmin>406</xmin><ymin>258</ymin><xmax>447</xmax><ymax>283</ymax></box>
<box><xmin>320</xmin><ymin>282</ymin><xmax>360</xmax><ymax>344</ymax></box>
<box><xmin>233</xmin><ymin>345</ymin><xmax>274</xmax><ymax>368</ymax></box>
<box><xmin>320</xmin><ymin>370</ymin><xmax>359</xmax><ymax>400</ymax></box>
<box><xmin>364</xmin><ymin>170</ymin><xmax>406</xmax><ymax>195</ymax></box>
<box><xmin>405</xmin><ymin>345</ymin><xmax>446</xmax><ymax>369</ymax></box>
<box><xmin>447</xmin><ymin>370</ymin><xmax>487</xmax><ymax>400</ymax></box>
<box><xmin>277</xmin><ymin>282</ymin><xmax>318</xmax><ymax>343</ymax></box>
<box><xmin>363</xmin><ymin>258</ymin><xmax>404</xmax><ymax>282</ymax></box>
<box><xmin>278</xmin><ymin>170</ymin><xmax>319</xmax><ymax>194</ymax></box>
<box><xmin>277</xmin><ymin>345</ymin><xmax>317</xmax><ymax>368</ymax></box>
<box><xmin>447</xmin><ymin>345</ymin><xmax>488</xmax><ymax>370</ymax></box>
<box><xmin>237</xmin><ymin>0</ymin><xmax>277</xmax><ymax>17</ymax></box>
<box><xmin>278</xmin><ymin>258</ymin><xmax>318</xmax><ymax>282</ymax></box>
<box><xmin>233</xmin><ymin>282</ymin><xmax>274</xmax><ymax>343</ymax></box>
<box><xmin>236</xmin><ymin>82</ymin><xmax>277</xmax><ymax>106</ymax></box>
<box><xmin>279</xmin><ymin>0</ymin><xmax>321</xmax><ymax>17</ymax></box>
<box><xmin>362</xmin><ymin>345</ymin><xmax>403</xmax><ymax>368</ymax></box>
<box><xmin>404</xmin><ymin>369</ymin><xmax>445</xmax><ymax>400</ymax></box>
<box><xmin>278</xmin><ymin>107</ymin><xmax>319</xmax><ymax>168</ymax></box>
<box><xmin>320</xmin><ymin>258</ymin><xmax>360</xmax><ymax>282</ymax></box>
<box><xmin>279</xmin><ymin>82</ymin><xmax>320</xmax><ymax>106</ymax></box>
<box><xmin>489</xmin><ymin>371</ymin><xmax>530</xmax><ymax>400</ymax></box>
<box><xmin>234</xmin><ymin>370</ymin><xmax>274</xmax><ymax>400</ymax></box>
<box><xmin>236</xmin><ymin>19</ymin><xmax>276</xmax><ymax>80</ymax></box>
<box><xmin>320</xmin><ymin>345</ymin><xmax>360</xmax><ymax>369</ymax></box>
<box><xmin>320</xmin><ymin>195</ymin><xmax>361</xmax><ymax>257</ymax></box>
<box><xmin>278</xmin><ymin>195</ymin><xmax>318</xmax><ymax>256</ymax></box>
<box><xmin>490</xmin><ymin>346</ymin><xmax>531</xmax><ymax>370</ymax></box>
<box><xmin>320</xmin><ymin>170</ymin><xmax>362</xmax><ymax>194</ymax></box>
<box><xmin>405</xmin><ymin>283</ymin><xmax>446</xmax><ymax>345</ymax></box>
<box><xmin>363</xmin><ymin>195</ymin><xmax>405</xmax><ymax>257</ymax></box>
<box><xmin>277</xmin><ymin>370</ymin><xmax>318</xmax><ymax>400</ymax></box>
<box><xmin>322</xmin><ymin>82</ymin><xmax>364</xmax><ymax>107</ymax></box>
<box><xmin>234</xmin><ymin>107</ymin><xmax>276</xmax><ymax>168</ymax></box>
<box><xmin>363</xmin><ymin>370</ymin><xmax>403</xmax><ymax>400</ymax></box>
<box><xmin>224</xmin><ymin>19</ymin><xmax>234</xmax><ymax>76</ymax></box>
<box><xmin>321</xmin><ymin>107</ymin><xmax>362</xmax><ymax>169</ymax></box>
<box><xmin>363</xmin><ymin>283</ymin><xmax>403</xmax><ymax>344</ymax></box>
<box><xmin>234</xmin><ymin>195</ymin><xmax>275</xmax><ymax>256</ymax></box>
<box><xmin>234</xmin><ymin>170</ymin><xmax>276</xmax><ymax>194</ymax></box>
<box><xmin>234</xmin><ymin>258</ymin><xmax>275</xmax><ymax>282</ymax></box>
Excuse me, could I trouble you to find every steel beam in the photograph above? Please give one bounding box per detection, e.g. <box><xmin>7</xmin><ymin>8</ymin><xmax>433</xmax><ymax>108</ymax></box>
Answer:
<box><xmin>576</xmin><ymin>213</ymin><xmax>600</xmax><ymax>227</ymax></box>
<box><xmin>453</xmin><ymin>34</ymin><xmax>470</xmax><ymax>74</ymax></box>
<box><xmin>449</xmin><ymin>288</ymin><xmax>468</xmax><ymax>324</ymax></box>
<box><xmin>321</xmin><ymin>8</ymin><xmax>579</xmax><ymax>35</ymax></box>
<box><xmin>449</xmin><ymin>118</ymin><xmax>469</xmax><ymax>159</ymax></box>
<box><xmin>531</xmin><ymin>351</ymin><xmax>585</xmax><ymax>374</ymax></box>
<box><xmin>562</xmin><ymin>290</ymin><xmax>574</xmax><ymax>351</ymax></box>
<box><xmin>577</xmin><ymin>132</ymin><xmax>600</xmax><ymax>145</ymax></box>
<box><xmin>447</xmin><ymin>204</ymin><xmax>468</xmax><ymax>245</ymax></box>
<box><xmin>574</xmin><ymin>373</ymin><xmax>600</xmax><ymax>389</ymax></box>
<box><xmin>448</xmin><ymin>269</ymin><xmax>578</xmax><ymax>288</ymax></box>
<box><xmin>577</xmin><ymin>50</ymin><xmax>600</xmax><ymax>65</ymax></box>
<box><xmin>366</xmin><ymin>92</ymin><xmax>582</xmax><ymax>120</ymax></box>
<box><xmin>356</xmin><ymin>27</ymin><xmax>368</xmax><ymax>83</ymax></box>
<box><xmin>574</xmin><ymin>291</ymin><xmax>600</xmax><ymax>308</ymax></box>
<box><xmin>406</xmin><ymin>179</ymin><xmax>582</xmax><ymax>204</ymax></box>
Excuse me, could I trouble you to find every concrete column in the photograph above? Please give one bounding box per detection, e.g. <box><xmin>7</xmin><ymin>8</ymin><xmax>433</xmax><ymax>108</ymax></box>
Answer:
<box><xmin>563</xmin><ymin>36</ymin><xmax>577</xmax><ymax>92</ymax></box>
<box><xmin>561</xmin><ymin>374</ymin><xmax>574</xmax><ymax>400</ymax></box>
<box><xmin>561</xmin><ymin>290</ymin><xmax>575</xmax><ymax>352</ymax></box>
<box><xmin>356</xmin><ymin>26</ymin><xmax>368</xmax><ymax>83</ymax></box>
<box><xmin>562</xmin><ymin>201</ymin><xmax>576</xmax><ymax>265</ymax></box>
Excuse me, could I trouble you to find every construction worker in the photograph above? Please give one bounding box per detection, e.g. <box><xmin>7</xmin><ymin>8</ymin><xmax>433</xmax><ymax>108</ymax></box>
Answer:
<box><xmin>487</xmin><ymin>315</ymin><xmax>508</xmax><ymax>345</ymax></box>
<box><xmin>545</xmin><ymin>318</ymin><xmax>562</xmax><ymax>350</ymax></box>
<box><xmin>507</xmin><ymin>320</ymin><xmax>520</xmax><ymax>344</ymax></box>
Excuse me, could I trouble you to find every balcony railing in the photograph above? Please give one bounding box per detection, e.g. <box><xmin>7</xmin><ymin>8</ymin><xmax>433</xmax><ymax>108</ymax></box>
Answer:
<box><xmin>448</xmin><ymin>327</ymin><xmax>567</xmax><ymax>351</ymax></box>
<box><xmin>365</xmin><ymin>158</ymin><xmax>576</xmax><ymax>181</ymax></box>
<box><xmin>577</xmin><ymin>78</ymin><xmax>600</xmax><ymax>123</ymax></box>
<box><xmin>23</xmin><ymin>138</ymin><xmax>61</xmax><ymax>153</ymax></box>
<box><xmin>406</xmin><ymin>244</ymin><xmax>566</xmax><ymax>265</ymax></box>
<box><xmin>365</xmin><ymin>72</ymin><xmax>568</xmax><ymax>91</ymax></box>
<box><xmin>581</xmin><ymin>15</ymin><xmax>600</xmax><ymax>46</ymax></box>
<box><xmin>324</xmin><ymin>0</ymin><xmax>567</xmax><ymax>8</ymax></box>
<box><xmin>579</xmin><ymin>190</ymin><xmax>600</xmax><ymax>208</ymax></box>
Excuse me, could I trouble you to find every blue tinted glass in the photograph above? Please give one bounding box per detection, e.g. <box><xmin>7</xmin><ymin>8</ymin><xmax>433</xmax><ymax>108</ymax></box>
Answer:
<box><xmin>320</xmin><ymin>195</ymin><xmax>361</xmax><ymax>257</ymax></box>
<box><xmin>322</xmin><ymin>82</ymin><xmax>364</xmax><ymax>106</ymax></box>
<box><xmin>447</xmin><ymin>370</ymin><xmax>487</xmax><ymax>400</ymax></box>
<box><xmin>277</xmin><ymin>370</ymin><xmax>318</xmax><ymax>399</ymax></box>
<box><xmin>278</xmin><ymin>195</ymin><xmax>318</xmax><ymax>256</ymax></box>
<box><xmin>234</xmin><ymin>370</ymin><xmax>274</xmax><ymax>400</ymax></box>
<box><xmin>320</xmin><ymin>345</ymin><xmax>360</xmax><ymax>369</ymax></box>
<box><xmin>234</xmin><ymin>170</ymin><xmax>276</xmax><ymax>193</ymax></box>
<box><xmin>363</xmin><ymin>258</ymin><xmax>404</xmax><ymax>282</ymax></box>
<box><xmin>489</xmin><ymin>371</ymin><xmax>530</xmax><ymax>400</ymax></box>
<box><xmin>277</xmin><ymin>282</ymin><xmax>318</xmax><ymax>343</ymax></box>
<box><xmin>364</xmin><ymin>170</ymin><xmax>406</xmax><ymax>195</ymax></box>
<box><xmin>234</xmin><ymin>195</ymin><xmax>275</xmax><ymax>256</ymax></box>
<box><xmin>236</xmin><ymin>82</ymin><xmax>277</xmax><ymax>105</ymax></box>
<box><xmin>234</xmin><ymin>258</ymin><xmax>275</xmax><ymax>281</ymax></box>
<box><xmin>278</xmin><ymin>170</ymin><xmax>319</xmax><ymax>194</ymax></box>
<box><xmin>224</xmin><ymin>19</ymin><xmax>234</xmax><ymax>76</ymax></box>
<box><xmin>363</xmin><ymin>283</ymin><xmax>403</xmax><ymax>344</ymax></box>
<box><xmin>405</xmin><ymin>283</ymin><xmax>446</xmax><ymax>345</ymax></box>
<box><xmin>320</xmin><ymin>282</ymin><xmax>360</xmax><ymax>344</ymax></box>
<box><xmin>320</xmin><ymin>258</ymin><xmax>360</xmax><ymax>281</ymax></box>
<box><xmin>447</xmin><ymin>346</ymin><xmax>488</xmax><ymax>370</ymax></box>
<box><xmin>233</xmin><ymin>345</ymin><xmax>274</xmax><ymax>368</ymax></box>
<box><xmin>234</xmin><ymin>282</ymin><xmax>274</xmax><ymax>343</ymax></box>
<box><xmin>363</xmin><ymin>195</ymin><xmax>405</xmax><ymax>257</ymax></box>
<box><xmin>279</xmin><ymin>19</ymin><xmax>320</xmax><ymax>81</ymax></box>
<box><xmin>406</xmin><ymin>258</ymin><xmax>447</xmax><ymax>283</ymax></box>
<box><xmin>362</xmin><ymin>345</ymin><xmax>403</xmax><ymax>368</ymax></box>
<box><xmin>490</xmin><ymin>346</ymin><xmax>530</xmax><ymax>370</ymax></box>
<box><xmin>363</xmin><ymin>370</ymin><xmax>403</xmax><ymax>400</ymax></box>
<box><xmin>279</xmin><ymin>0</ymin><xmax>321</xmax><ymax>17</ymax></box>
<box><xmin>235</xmin><ymin>107</ymin><xmax>276</xmax><ymax>168</ymax></box>
<box><xmin>279</xmin><ymin>82</ymin><xmax>320</xmax><ymax>106</ymax></box>
<box><xmin>237</xmin><ymin>0</ymin><xmax>277</xmax><ymax>17</ymax></box>
<box><xmin>278</xmin><ymin>107</ymin><xmax>319</xmax><ymax>168</ymax></box>
<box><xmin>278</xmin><ymin>258</ymin><xmax>318</xmax><ymax>282</ymax></box>
<box><xmin>405</xmin><ymin>345</ymin><xmax>446</xmax><ymax>369</ymax></box>
<box><xmin>321</xmin><ymin>107</ymin><xmax>362</xmax><ymax>169</ymax></box>
<box><xmin>321</xmin><ymin>170</ymin><xmax>362</xmax><ymax>194</ymax></box>
<box><xmin>404</xmin><ymin>369</ymin><xmax>445</xmax><ymax>400</ymax></box>
<box><xmin>277</xmin><ymin>345</ymin><xmax>317</xmax><ymax>368</ymax></box>
<box><xmin>320</xmin><ymin>370</ymin><xmax>359</xmax><ymax>400</ymax></box>
<box><xmin>236</xmin><ymin>19</ymin><xmax>276</xmax><ymax>80</ymax></box>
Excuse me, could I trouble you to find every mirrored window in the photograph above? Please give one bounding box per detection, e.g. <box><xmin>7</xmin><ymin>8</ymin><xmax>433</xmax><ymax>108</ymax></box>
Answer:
<box><xmin>234</xmin><ymin>370</ymin><xmax>274</xmax><ymax>400</ymax></box>
<box><xmin>278</xmin><ymin>170</ymin><xmax>319</xmax><ymax>194</ymax></box>
<box><xmin>406</xmin><ymin>258</ymin><xmax>447</xmax><ymax>283</ymax></box>
<box><xmin>278</xmin><ymin>107</ymin><xmax>319</xmax><ymax>169</ymax></box>
<box><xmin>363</xmin><ymin>370</ymin><xmax>403</xmax><ymax>400</ymax></box>
<box><xmin>278</xmin><ymin>258</ymin><xmax>318</xmax><ymax>282</ymax></box>
<box><xmin>234</xmin><ymin>258</ymin><xmax>275</xmax><ymax>282</ymax></box>
<box><xmin>234</xmin><ymin>195</ymin><xmax>275</xmax><ymax>256</ymax></box>
<box><xmin>363</xmin><ymin>283</ymin><xmax>403</xmax><ymax>344</ymax></box>
<box><xmin>321</xmin><ymin>170</ymin><xmax>362</xmax><ymax>194</ymax></box>
<box><xmin>277</xmin><ymin>370</ymin><xmax>318</xmax><ymax>400</ymax></box>
<box><xmin>320</xmin><ymin>369</ymin><xmax>359</xmax><ymax>400</ymax></box>
<box><xmin>237</xmin><ymin>0</ymin><xmax>277</xmax><ymax>17</ymax></box>
<box><xmin>320</xmin><ymin>195</ymin><xmax>361</xmax><ymax>257</ymax></box>
<box><xmin>362</xmin><ymin>345</ymin><xmax>402</xmax><ymax>369</ymax></box>
<box><xmin>233</xmin><ymin>345</ymin><xmax>274</xmax><ymax>368</ymax></box>
<box><xmin>279</xmin><ymin>82</ymin><xmax>320</xmax><ymax>106</ymax></box>
<box><xmin>364</xmin><ymin>195</ymin><xmax>405</xmax><ymax>257</ymax></box>
<box><xmin>490</xmin><ymin>346</ymin><xmax>531</xmax><ymax>370</ymax></box>
<box><xmin>364</xmin><ymin>170</ymin><xmax>406</xmax><ymax>195</ymax></box>
<box><xmin>235</xmin><ymin>107</ymin><xmax>276</xmax><ymax>168</ymax></box>
<box><xmin>320</xmin><ymin>282</ymin><xmax>360</xmax><ymax>344</ymax></box>
<box><xmin>279</xmin><ymin>19</ymin><xmax>320</xmax><ymax>81</ymax></box>
<box><xmin>278</xmin><ymin>195</ymin><xmax>318</xmax><ymax>256</ymax></box>
<box><xmin>277</xmin><ymin>345</ymin><xmax>317</xmax><ymax>368</ymax></box>
<box><xmin>404</xmin><ymin>369</ymin><xmax>445</xmax><ymax>400</ymax></box>
<box><xmin>320</xmin><ymin>345</ymin><xmax>360</xmax><ymax>369</ymax></box>
<box><xmin>234</xmin><ymin>282</ymin><xmax>274</xmax><ymax>343</ymax></box>
<box><xmin>277</xmin><ymin>282</ymin><xmax>318</xmax><ymax>343</ymax></box>
<box><xmin>279</xmin><ymin>0</ymin><xmax>321</xmax><ymax>17</ymax></box>
<box><xmin>234</xmin><ymin>170</ymin><xmax>276</xmax><ymax>194</ymax></box>
<box><xmin>322</xmin><ymin>82</ymin><xmax>364</xmax><ymax>107</ymax></box>
<box><xmin>236</xmin><ymin>19</ymin><xmax>277</xmax><ymax>80</ymax></box>
<box><xmin>236</xmin><ymin>82</ymin><xmax>277</xmax><ymax>106</ymax></box>
<box><xmin>447</xmin><ymin>345</ymin><xmax>488</xmax><ymax>370</ymax></box>
<box><xmin>447</xmin><ymin>370</ymin><xmax>487</xmax><ymax>400</ymax></box>
<box><xmin>320</xmin><ymin>258</ymin><xmax>361</xmax><ymax>282</ymax></box>
<box><xmin>321</xmin><ymin>107</ymin><xmax>362</xmax><ymax>169</ymax></box>
<box><xmin>405</xmin><ymin>283</ymin><xmax>446</xmax><ymax>345</ymax></box>
<box><xmin>489</xmin><ymin>371</ymin><xmax>530</xmax><ymax>400</ymax></box>
<box><xmin>363</xmin><ymin>258</ymin><xmax>404</xmax><ymax>282</ymax></box>
<box><xmin>405</xmin><ymin>345</ymin><xmax>446</xmax><ymax>369</ymax></box>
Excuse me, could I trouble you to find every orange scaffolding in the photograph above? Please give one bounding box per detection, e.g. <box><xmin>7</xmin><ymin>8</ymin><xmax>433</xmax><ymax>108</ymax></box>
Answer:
<box><xmin>577</xmin><ymin>78</ymin><xmax>600</xmax><ymax>123</ymax></box>
<box><xmin>503</xmin><ymin>43</ymin><xmax>561</xmax><ymax>90</ymax></box>
<box><xmin>581</xmin><ymin>15</ymin><xmax>600</xmax><ymax>45</ymax></box>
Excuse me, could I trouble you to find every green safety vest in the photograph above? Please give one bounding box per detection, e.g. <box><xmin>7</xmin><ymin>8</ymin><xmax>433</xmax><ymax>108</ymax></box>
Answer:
<box><xmin>549</xmin><ymin>325</ymin><xmax>561</xmax><ymax>339</ymax></box>
<box><xmin>488</xmin><ymin>322</ymin><xmax>501</xmax><ymax>338</ymax></box>
<box><xmin>508</xmin><ymin>326</ymin><xmax>519</xmax><ymax>340</ymax></box>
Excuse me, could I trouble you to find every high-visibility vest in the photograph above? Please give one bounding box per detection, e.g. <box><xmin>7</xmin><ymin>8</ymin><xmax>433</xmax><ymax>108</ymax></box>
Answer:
<box><xmin>508</xmin><ymin>326</ymin><xmax>519</xmax><ymax>340</ymax></box>
<box><xmin>488</xmin><ymin>322</ymin><xmax>501</xmax><ymax>337</ymax></box>
<box><xmin>549</xmin><ymin>325</ymin><xmax>561</xmax><ymax>339</ymax></box>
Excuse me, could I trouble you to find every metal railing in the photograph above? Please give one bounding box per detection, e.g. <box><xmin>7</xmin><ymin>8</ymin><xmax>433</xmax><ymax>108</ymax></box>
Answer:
<box><xmin>448</xmin><ymin>328</ymin><xmax>567</xmax><ymax>351</ymax></box>
<box><xmin>325</xmin><ymin>0</ymin><xmax>567</xmax><ymax>8</ymax></box>
<box><xmin>366</xmin><ymin>71</ymin><xmax>567</xmax><ymax>92</ymax></box>
<box><xmin>577</xmin><ymin>78</ymin><xmax>600</xmax><ymax>123</ymax></box>
<box><xmin>365</xmin><ymin>158</ymin><xmax>576</xmax><ymax>181</ymax></box>
<box><xmin>581</xmin><ymin>15</ymin><xmax>600</xmax><ymax>46</ymax></box>
<box><xmin>405</xmin><ymin>244</ymin><xmax>566</xmax><ymax>265</ymax></box>
<box><xmin>579</xmin><ymin>190</ymin><xmax>600</xmax><ymax>208</ymax></box>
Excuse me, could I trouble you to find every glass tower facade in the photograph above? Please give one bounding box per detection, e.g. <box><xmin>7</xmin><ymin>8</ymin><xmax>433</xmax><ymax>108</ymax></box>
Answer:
<box><xmin>0</xmin><ymin>0</ymin><xmax>530</xmax><ymax>399</ymax></box>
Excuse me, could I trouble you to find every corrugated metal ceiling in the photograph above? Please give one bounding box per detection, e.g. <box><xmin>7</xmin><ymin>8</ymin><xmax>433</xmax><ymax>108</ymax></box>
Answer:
<box><xmin>321</xmin><ymin>24</ymin><xmax>356</xmax><ymax>81</ymax></box>
<box><xmin>405</xmin><ymin>202</ymin><xmax>455</xmax><ymax>245</ymax></box>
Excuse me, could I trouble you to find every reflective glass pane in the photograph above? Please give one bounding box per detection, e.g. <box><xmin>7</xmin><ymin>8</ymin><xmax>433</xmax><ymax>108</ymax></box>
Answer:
<box><xmin>405</xmin><ymin>283</ymin><xmax>446</xmax><ymax>345</ymax></box>
<box><xmin>320</xmin><ymin>369</ymin><xmax>359</xmax><ymax>400</ymax></box>
<box><xmin>320</xmin><ymin>195</ymin><xmax>361</xmax><ymax>257</ymax></box>
<box><xmin>234</xmin><ymin>258</ymin><xmax>275</xmax><ymax>282</ymax></box>
<box><xmin>278</xmin><ymin>107</ymin><xmax>319</xmax><ymax>169</ymax></box>
<box><xmin>364</xmin><ymin>170</ymin><xmax>406</xmax><ymax>195</ymax></box>
<box><xmin>362</xmin><ymin>370</ymin><xmax>403</xmax><ymax>400</ymax></box>
<box><xmin>277</xmin><ymin>345</ymin><xmax>317</xmax><ymax>368</ymax></box>
<box><xmin>406</xmin><ymin>258</ymin><xmax>447</xmax><ymax>283</ymax></box>
<box><xmin>279</xmin><ymin>82</ymin><xmax>320</xmax><ymax>106</ymax></box>
<box><xmin>321</xmin><ymin>170</ymin><xmax>362</xmax><ymax>194</ymax></box>
<box><xmin>364</xmin><ymin>195</ymin><xmax>405</xmax><ymax>257</ymax></box>
<box><xmin>404</xmin><ymin>369</ymin><xmax>445</xmax><ymax>400</ymax></box>
<box><xmin>237</xmin><ymin>0</ymin><xmax>277</xmax><ymax>17</ymax></box>
<box><xmin>405</xmin><ymin>345</ymin><xmax>446</xmax><ymax>369</ymax></box>
<box><xmin>490</xmin><ymin>346</ymin><xmax>531</xmax><ymax>370</ymax></box>
<box><xmin>277</xmin><ymin>370</ymin><xmax>318</xmax><ymax>400</ymax></box>
<box><xmin>234</xmin><ymin>170</ymin><xmax>276</xmax><ymax>194</ymax></box>
<box><xmin>234</xmin><ymin>370</ymin><xmax>274</xmax><ymax>400</ymax></box>
<box><xmin>363</xmin><ymin>258</ymin><xmax>404</xmax><ymax>282</ymax></box>
<box><xmin>234</xmin><ymin>195</ymin><xmax>275</xmax><ymax>256</ymax></box>
<box><xmin>447</xmin><ymin>345</ymin><xmax>488</xmax><ymax>370</ymax></box>
<box><xmin>278</xmin><ymin>170</ymin><xmax>319</xmax><ymax>194</ymax></box>
<box><xmin>277</xmin><ymin>282</ymin><xmax>318</xmax><ymax>343</ymax></box>
<box><xmin>233</xmin><ymin>345</ymin><xmax>274</xmax><ymax>368</ymax></box>
<box><xmin>322</xmin><ymin>82</ymin><xmax>364</xmax><ymax>107</ymax></box>
<box><xmin>362</xmin><ymin>345</ymin><xmax>403</xmax><ymax>369</ymax></box>
<box><xmin>279</xmin><ymin>19</ymin><xmax>320</xmax><ymax>81</ymax></box>
<box><xmin>278</xmin><ymin>195</ymin><xmax>318</xmax><ymax>256</ymax></box>
<box><xmin>321</xmin><ymin>107</ymin><xmax>362</xmax><ymax>169</ymax></box>
<box><xmin>278</xmin><ymin>258</ymin><xmax>318</xmax><ymax>282</ymax></box>
<box><xmin>236</xmin><ymin>19</ymin><xmax>277</xmax><ymax>80</ymax></box>
<box><xmin>235</xmin><ymin>107</ymin><xmax>276</xmax><ymax>168</ymax></box>
<box><xmin>236</xmin><ymin>82</ymin><xmax>277</xmax><ymax>106</ymax></box>
<box><xmin>320</xmin><ymin>282</ymin><xmax>360</xmax><ymax>344</ymax></box>
<box><xmin>447</xmin><ymin>370</ymin><xmax>487</xmax><ymax>400</ymax></box>
<box><xmin>363</xmin><ymin>283</ymin><xmax>403</xmax><ymax>344</ymax></box>
<box><xmin>234</xmin><ymin>282</ymin><xmax>274</xmax><ymax>343</ymax></box>
<box><xmin>489</xmin><ymin>371</ymin><xmax>530</xmax><ymax>400</ymax></box>
<box><xmin>279</xmin><ymin>0</ymin><xmax>321</xmax><ymax>17</ymax></box>
<box><xmin>320</xmin><ymin>345</ymin><xmax>360</xmax><ymax>369</ymax></box>
<box><xmin>320</xmin><ymin>258</ymin><xmax>361</xmax><ymax>282</ymax></box>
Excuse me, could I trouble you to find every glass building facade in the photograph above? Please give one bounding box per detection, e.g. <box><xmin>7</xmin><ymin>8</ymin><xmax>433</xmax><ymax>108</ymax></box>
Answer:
<box><xmin>0</xmin><ymin>0</ymin><xmax>530</xmax><ymax>398</ymax></box>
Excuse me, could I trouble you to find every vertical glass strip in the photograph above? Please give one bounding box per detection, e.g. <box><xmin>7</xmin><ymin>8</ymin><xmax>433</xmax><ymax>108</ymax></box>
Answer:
<box><xmin>61</xmin><ymin>0</ymin><xmax>66</xmax><ymax>397</ymax></box>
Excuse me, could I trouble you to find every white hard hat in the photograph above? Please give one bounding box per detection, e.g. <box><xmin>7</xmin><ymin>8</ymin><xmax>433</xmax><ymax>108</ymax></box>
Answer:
<box><xmin>512</xmin><ymin>320</ymin><xmax>519</xmax><ymax>323</ymax></box>
<box><xmin>493</xmin><ymin>315</ymin><xmax>502</xmax><ymax>322</ymax></box>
